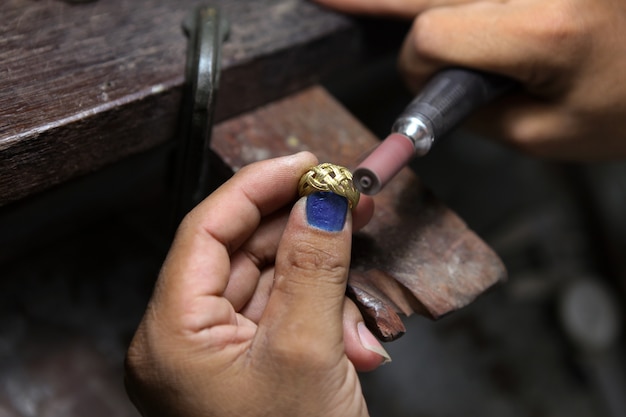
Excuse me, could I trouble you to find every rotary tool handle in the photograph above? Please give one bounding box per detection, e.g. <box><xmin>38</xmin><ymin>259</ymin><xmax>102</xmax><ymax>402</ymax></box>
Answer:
<box><xmin>396</xmin><ymin>68</ymin><xmax>514</xmax><ymax>139</ymax></box>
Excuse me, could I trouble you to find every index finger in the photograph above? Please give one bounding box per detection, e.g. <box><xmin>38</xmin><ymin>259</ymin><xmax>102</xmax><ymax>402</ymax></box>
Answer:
<box><xmin>400</xmin><ymin>0</ymin><xmax>589</xmax><ymax>90</ymax></box>
<box><xmin>313</xmin><ymin>0</ymin><xmax>485</xmax><ymax>18</ymax></box>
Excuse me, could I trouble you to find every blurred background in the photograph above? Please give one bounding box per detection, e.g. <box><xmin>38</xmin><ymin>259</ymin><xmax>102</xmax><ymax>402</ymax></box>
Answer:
<box><xmin>1</xmin><ymin>15</ymin><xmax>626</xmax><ymax>417</ymax></box>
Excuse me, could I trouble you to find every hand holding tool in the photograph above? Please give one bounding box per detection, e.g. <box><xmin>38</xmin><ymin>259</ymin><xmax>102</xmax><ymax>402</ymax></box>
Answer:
<box><xmin>354</xmin><ymin>68</ymin><xmax>514</xmax><ymax>195</ymax></box>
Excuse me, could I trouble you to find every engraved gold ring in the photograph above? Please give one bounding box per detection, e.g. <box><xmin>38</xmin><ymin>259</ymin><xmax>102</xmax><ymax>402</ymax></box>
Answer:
<box><xmin>298</xmin><ymin>163</ymin><xmax>360</xmax><ymax>209</ymax></box>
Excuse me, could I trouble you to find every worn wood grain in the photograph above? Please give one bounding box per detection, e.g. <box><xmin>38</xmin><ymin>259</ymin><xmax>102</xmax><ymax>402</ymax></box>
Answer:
<box><xmin>0</xmin><ymin>0</ymin><xmax>360</xmax><ymax>205</ymax></box>
<box><xmin>211</xmin><ymin>86</ymin><xmax>507</xmax><ymax>341</ymax></box>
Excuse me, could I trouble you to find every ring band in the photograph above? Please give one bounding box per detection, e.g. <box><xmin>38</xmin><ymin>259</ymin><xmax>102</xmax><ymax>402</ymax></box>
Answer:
<box><xmin>298</xmin><ymin>163</ymin><xmax>360</xmax><ymax>209</ymax></box>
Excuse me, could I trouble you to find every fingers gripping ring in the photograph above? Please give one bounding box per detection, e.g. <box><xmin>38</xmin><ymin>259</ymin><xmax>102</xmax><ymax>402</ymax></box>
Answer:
<box><xmin>298</xmin><ymin>163</ymin><xmax>360</xmax><ymax>209</ymax></box>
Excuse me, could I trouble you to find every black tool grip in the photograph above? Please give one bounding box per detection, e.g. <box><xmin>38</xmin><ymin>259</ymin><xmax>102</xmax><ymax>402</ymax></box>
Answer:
<box><xmin>398</xmin><ymin>68</ymin><xmax>514</xmax><ymax>139</ymax></box>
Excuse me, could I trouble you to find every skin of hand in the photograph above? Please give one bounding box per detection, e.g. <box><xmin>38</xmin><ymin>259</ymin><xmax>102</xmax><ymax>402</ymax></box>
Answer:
<box><xmin>314</xmin><ymin>0</ymin><xmax>626</xmax><ymax>160</ymax></box>
<box><xmin>125</xmin><ymin>152</ymin><xmax>389</xmax><ymax>417</ymax></box>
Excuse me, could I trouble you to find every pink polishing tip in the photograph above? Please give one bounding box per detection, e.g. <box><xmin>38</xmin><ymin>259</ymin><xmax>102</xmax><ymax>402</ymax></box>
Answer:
<box><xmin>353</xmin><ymin>133</ymin><xmax>415</xmax><ymax>195</ymax></box>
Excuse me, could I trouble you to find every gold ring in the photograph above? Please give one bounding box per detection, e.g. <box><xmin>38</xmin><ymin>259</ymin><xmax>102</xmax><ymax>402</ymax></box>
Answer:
<box><xmin>298</xmin><ymin>163</ymin><xmax>360</xmax><ymax>209</ymax></box>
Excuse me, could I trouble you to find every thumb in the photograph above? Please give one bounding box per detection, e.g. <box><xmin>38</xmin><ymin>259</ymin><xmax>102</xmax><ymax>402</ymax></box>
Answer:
<box><xmin>256</xmin><ymin>191</ymin><xmax>352</xmax><ymax>364</ymax></box>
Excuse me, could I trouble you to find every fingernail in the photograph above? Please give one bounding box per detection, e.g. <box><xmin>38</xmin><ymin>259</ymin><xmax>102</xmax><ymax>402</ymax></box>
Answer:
<box><xmin>357</xmin><ymin>322</ymin><xmax>392</xmax><ymax>365</ymax></box>
<box><xmin>305</xmin><ymin>192</ymin><xmax>348</xmax><ymax>232</ymax></box>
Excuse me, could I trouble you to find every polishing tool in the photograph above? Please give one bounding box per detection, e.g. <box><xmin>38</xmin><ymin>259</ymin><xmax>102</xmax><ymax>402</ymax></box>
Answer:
<box><xmin>354</xmin><ymin>68</ymin><xmax>514</xmax><ymax>195</ymax></box>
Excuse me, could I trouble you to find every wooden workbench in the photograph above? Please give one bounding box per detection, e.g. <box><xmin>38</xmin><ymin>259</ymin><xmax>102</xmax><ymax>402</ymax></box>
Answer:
<box><xmin>0</xmin><ymin>0</ymin><xmax>361</xmax><ymax>205</ymax></box>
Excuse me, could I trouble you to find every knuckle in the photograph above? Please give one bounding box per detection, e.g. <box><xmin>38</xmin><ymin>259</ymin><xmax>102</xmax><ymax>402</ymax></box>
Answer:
<box><xmin>411</xmin><ymin>12</ymin><xmax>441</xmax><ymax>60</ymax></box>
<box><xmin>528</xmin><ymin>2</ymin><xmax>588</xmax><ymax>60</ymax></box>
<box><xmin>512</xmin><ymin>1</ymin><xmax>592</xmax><ymax>91</ymax></box>
<box><xmin>508</xmin><ymin>122</ymin><xmax>540</xmax><ymax>147</ymax></box>
<box><xmin>506</xmin><ymin>116</ymin><xmax>570</xmax><ymax>156</ymax></box>
<box><xmin>508</xmin><ymin>117</ymin><xmax>548</xmax><ymax>146</ymax></box>
<box><xmin>285</xmin><ymin>240</ymin><xmax>347</xmax><ymax>278</ymax></box>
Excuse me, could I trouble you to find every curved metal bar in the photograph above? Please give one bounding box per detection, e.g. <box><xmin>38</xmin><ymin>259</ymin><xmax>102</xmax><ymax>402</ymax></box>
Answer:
<box><xmin>174</xmin><ymin>5</ymin><xmax>229</xmax><ymax>224</ymax></box>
